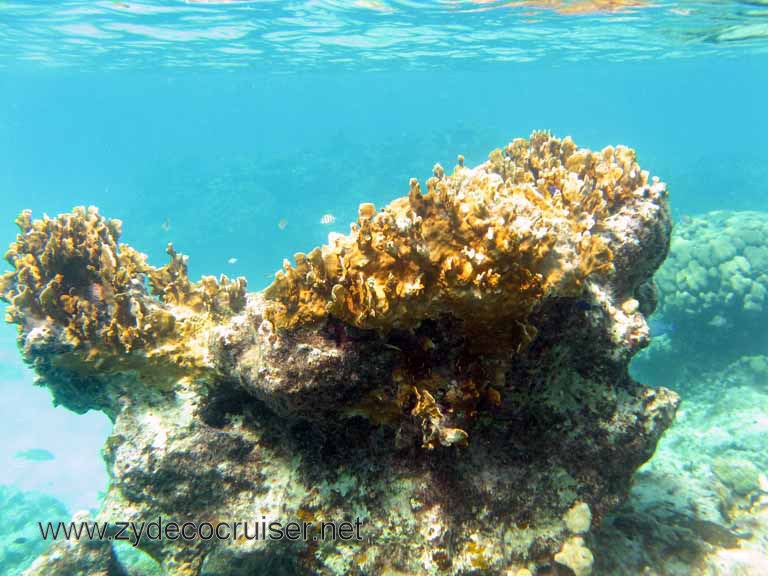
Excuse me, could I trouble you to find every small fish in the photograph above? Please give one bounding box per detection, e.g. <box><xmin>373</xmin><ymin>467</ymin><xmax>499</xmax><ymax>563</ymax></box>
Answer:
<box><xmin>161</xmin><ymin>218</ymin><xmax>172</xmax><ymax>232</ymax></box>
<box><xmin>277</xmin><ymin>218</ymin><xmax>288</xmax><ymax>231</ymax></box>
<box><xmin>320</xmin><ymin>213</ymin><xmax>336</xmax><ymax>225</ymax></box>
<box><xmin>12</xmin><ymin>537</ymin><xmax>28</xmax><ymax>545</ymax></box>
<box><xmin>15</xmin><ymin>448</ymin><xmax>55</xmax><ymax>462</ymax></box>
<box><xmin>227</xmin><ymin>257</ymin><xmax>238</xmax><ymax>265</ymax></box>
<box><xmin>648</xmin><ymin>317</ymin><xmax>676</xmax><ymax>337</ymax></box>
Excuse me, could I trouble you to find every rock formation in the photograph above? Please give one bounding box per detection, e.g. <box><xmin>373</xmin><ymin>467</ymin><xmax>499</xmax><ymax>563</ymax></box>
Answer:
<box><xmin>1</xmin><ymin>132</ymin><xmax>678</xmax><ymax>576</ymax></box>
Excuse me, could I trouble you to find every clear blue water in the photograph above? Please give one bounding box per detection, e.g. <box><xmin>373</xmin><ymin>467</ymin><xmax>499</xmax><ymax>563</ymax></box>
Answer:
<box><xmin>0</xmin><ymin>1</ymin><xmax>767</xmax><ymax>574</ymax></box>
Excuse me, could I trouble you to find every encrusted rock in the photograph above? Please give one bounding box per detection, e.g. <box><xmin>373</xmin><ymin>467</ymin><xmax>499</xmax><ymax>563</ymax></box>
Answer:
<box><xmin>1</xmin><ymin>133</ymin><xmax>678</xmax><ymax>575</ymax></box>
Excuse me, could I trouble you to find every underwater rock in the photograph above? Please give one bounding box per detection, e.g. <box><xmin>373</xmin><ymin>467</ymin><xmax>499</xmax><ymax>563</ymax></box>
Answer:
<box><xmin>554</xmin><ymin>536</ymin><xmax>594</xmax><ymax>576</ymax></box>
<box><xmin>593</xmin><ymin>355</ymin><xmax>768</xmax><ymax>576</ymax></box>
<box><xmin>712</xmin><ymin>455</ymin><xmax>761</xmax><ymax>496</ymax></box>
<box><xmin>22</xmin><ymin>513</ymin><xmax>127</xmax><ymax>576</ymax></box>
<box><xmin>1</xmin><ymin>132</ymin><xmax>678</xmax><ymax>575</ymax></box>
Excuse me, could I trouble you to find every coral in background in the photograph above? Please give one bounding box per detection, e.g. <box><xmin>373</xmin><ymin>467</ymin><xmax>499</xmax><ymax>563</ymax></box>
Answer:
<box><xmin>4</xmin><ymin>133</ymin><xmax>677</xmax><ymax>576</ymax></box>
<box><xmin>0</xmin><ymin>485</ymin><xmax>69</xmax><ymax>576</ymax></box>
<box><xmin>660</xmin><ymin>211</ymin><xmax>768</xmax><ymax>318</ymax></box>
<box><xmin>637</xmin><ymin>210</ymin><xmax>768</xmax><ymax>378</ymax></box>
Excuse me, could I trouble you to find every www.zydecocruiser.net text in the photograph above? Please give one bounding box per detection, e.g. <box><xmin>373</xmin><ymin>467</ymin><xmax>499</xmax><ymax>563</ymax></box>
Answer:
<box><xmin>38</xmin><ymin>517</ymin><xmax>365</xmax><ymax>547</ymax></box>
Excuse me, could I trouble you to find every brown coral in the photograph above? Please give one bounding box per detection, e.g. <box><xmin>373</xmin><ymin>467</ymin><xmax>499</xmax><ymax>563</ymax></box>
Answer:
<box><xmin>148</xmin><ymin>243</ymin><xmax>247</xmax><ymax>319</ymax></box>
<box><xmin>0</xmin><ymin>206</ymin><xmax>246</xmax><ymax>359</ymax></box>
<box><xmin>264</xmin><ymin>131</ymin><xmax>648</xmax><ymax>355</ymax></box>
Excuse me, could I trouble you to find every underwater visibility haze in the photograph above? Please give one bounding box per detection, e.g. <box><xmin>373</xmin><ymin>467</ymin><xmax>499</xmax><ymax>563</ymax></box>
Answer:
<box><xmin>1</xmin><ymin>1</ymin><xmax>768</xmax><ymax>575</ymax></box>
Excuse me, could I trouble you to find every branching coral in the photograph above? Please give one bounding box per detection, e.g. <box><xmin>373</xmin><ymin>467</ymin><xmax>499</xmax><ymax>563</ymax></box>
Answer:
<box><xmin>262</xmin><ymin>132</ymin><xmax>663</xmax><ymax>446</ymax></box>
<box><xmin>265</xmin><ymin>131</ymin><xmax>651</xmax><ymax>354</ymax></box>
<box><xmin>148</xmin><ymin>243</ymin><xmax>247</xmax><ymax>319</ymax></box>
<box><xmin>0</xmin><ymin>206</ymin><xmax>246</xmax><ymax>360</ymax></box>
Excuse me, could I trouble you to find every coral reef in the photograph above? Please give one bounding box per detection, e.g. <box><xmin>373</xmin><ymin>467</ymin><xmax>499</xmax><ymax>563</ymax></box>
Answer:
<box><xmin>564</xmin><ymin>501</ymin><xmax>592</xmax><ymax>534</ymax></box>
<box><xmin>265</xmin><ymin>131</ymin><xmax>648</xmax><ymax>339</ymax></box>
<box><xmin>0</xmin><ymin>206</ymin><xmax>246</xmax><ymax>414</ymax></box>
<box><xmin>3</xmin><ymin>132</ymin><xmax>677</xmax><ymax>575</ymax></box>
<box><xmin>554</xmin><ymin>536</ymin><xmax>594</xmax><ymax>576</ymax></box>
<box><xmin>264</xmin><ymin>132</ymin><xmax>671</xmax><ymax>445</ymax></box>
<box><xmin>638</xmin><ymin>210</ymin><xmax>768</xmax><ymax>377</ymax></box>
<box><xmin>0</xmin><ymin>206</ymin><xmax>246</xmax><ymax>352</ymax></box>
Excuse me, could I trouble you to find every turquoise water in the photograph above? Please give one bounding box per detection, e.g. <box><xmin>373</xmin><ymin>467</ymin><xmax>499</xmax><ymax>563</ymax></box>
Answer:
<box><xmin>1</xmin><ymin>1</ymin><xmax>767</xmax><ymax>575</ymax></box>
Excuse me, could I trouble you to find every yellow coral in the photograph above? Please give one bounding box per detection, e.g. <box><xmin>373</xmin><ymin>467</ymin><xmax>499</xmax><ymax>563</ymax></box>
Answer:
<box><xmin>554</xmin><ymin>536</ymin><xmax>594</xmax><ymax>576</ymax></box>
<box><xmin>563</xmin><ymin>501</ymin><xmax>592</xmax><ymax>533</ymax></box>
<box><xmin>264</xmin><ymin>131</ymin><xmax>637</xmax><ymax>354</ymax></box>
<box><xmin>409</xmin><ymin>386</ymin><xmax>469</xmax><ymax>449</ymax></box>
<box><xmin>148</xmin><ymin>243</ymin><xmax>247</xmax><ymax>319</ymax></box>
<box><xmin>0</xmin><ymin>206</ymin><xmax>246</xmax><ymax>358</ymax></box>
